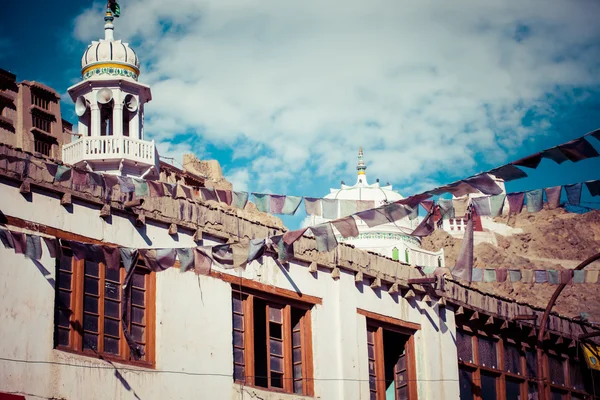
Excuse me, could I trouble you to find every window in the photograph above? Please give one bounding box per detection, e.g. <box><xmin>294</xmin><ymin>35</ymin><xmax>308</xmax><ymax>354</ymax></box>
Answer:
<box><xmin>360</xmin><ymin>310</ymin><xmax>418</xmax><ymax>400</ymax></box>
<box><xmin>31</xmin><ymin>92</ymin><xmax>50</xmax><ymax>110</ymax></box>
<box><xmin>32</xmin><ymin>113</ymin><xmax>51</xmax><ymax>133</ymax></box>
<box><xmin>54</xmin><ymin>246</ymin><xmax>155</xmax><ymax>366</ymax></box>
<box><xmin>34</xmin><ymin>138</ymin><xmax>52</xmax><ymax>156</ymax></box>
<box><xmin>456</xmin><ymin>321</ymin><xmax>593</xmax><ymax>400</ymax></box>
<box><xmin>232</xmin><ymin>290</ymin><xmax>313</xmax><ymax>396</ymax></box>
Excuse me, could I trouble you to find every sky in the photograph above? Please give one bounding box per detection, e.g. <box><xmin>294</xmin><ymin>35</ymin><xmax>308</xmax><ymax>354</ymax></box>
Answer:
<box><xmin>1</xmin><ymin>0</ymin><xmax>600</xmax><ymax>229</ymax></box>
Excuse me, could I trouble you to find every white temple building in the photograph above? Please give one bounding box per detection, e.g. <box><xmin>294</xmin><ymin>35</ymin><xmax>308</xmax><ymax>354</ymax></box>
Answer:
<box><xmin>309</xmin><ymin>149</ymin><xmax>445</xmax><ymax>268</ymax></box>
<box><xmin>62</xmin><ymin>8</ymin><xmax>157</xmax><ymax>179</ymax></box>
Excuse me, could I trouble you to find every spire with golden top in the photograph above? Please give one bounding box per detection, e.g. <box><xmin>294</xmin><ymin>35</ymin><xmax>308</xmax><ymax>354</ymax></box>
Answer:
<box><xmin>356</xmin><ymin>147</ymin><xmax>368</xmax><ymax>185</ymax></box>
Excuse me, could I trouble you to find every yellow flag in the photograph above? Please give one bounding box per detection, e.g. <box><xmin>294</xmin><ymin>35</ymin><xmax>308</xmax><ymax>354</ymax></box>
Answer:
<box><xmin>582</xmin><ymin>343</ymin><xmax>600</xmax><ymax>371</ymax></box>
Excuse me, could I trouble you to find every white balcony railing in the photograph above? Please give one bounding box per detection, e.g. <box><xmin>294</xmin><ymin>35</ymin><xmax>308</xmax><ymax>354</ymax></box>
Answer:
<box><xmin>62</xmin><ymin>136</ymin><xmax>156</xmax><ymax>167</ymax></box>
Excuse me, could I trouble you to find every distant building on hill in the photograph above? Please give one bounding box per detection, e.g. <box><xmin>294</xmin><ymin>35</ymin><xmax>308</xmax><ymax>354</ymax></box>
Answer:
<box><xmin>0</xmin><ymin>67</ymin><xmax>73</xmax><ymax>159</ymax></box>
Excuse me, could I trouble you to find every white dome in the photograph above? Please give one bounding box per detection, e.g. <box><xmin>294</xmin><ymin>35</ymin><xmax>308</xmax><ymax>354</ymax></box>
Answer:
<box><xmin>325</xmin><ymin>181</ymin><xmax>404</xmax><ymax>205</ymax></box>
<box><xmin>80</xmin><ymin>19</ymin><xmax>140</xmax><ymax>81</ymax></box>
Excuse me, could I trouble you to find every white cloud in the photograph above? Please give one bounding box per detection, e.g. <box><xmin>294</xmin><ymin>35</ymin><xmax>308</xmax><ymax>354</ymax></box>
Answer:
<box><xmin>73</xmin><ymin>0</ymin><xmax>600</xmax><ymax>193</ymax></box>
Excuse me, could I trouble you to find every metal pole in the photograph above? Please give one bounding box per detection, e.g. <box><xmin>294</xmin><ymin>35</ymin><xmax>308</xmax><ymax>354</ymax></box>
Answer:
<box><xmin>536</xmin><ymin>252</ymin><xmax>600</xmax><ymax>400</ymax></box>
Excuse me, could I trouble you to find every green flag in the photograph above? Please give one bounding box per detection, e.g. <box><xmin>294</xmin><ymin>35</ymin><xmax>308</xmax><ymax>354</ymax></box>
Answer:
<box><xmin>109</xmin><ymin>0</ymin><xmax>120</xmax><ymax>17</ymax></box>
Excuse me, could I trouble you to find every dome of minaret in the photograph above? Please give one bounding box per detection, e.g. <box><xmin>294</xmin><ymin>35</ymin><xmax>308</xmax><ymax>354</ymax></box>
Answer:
<box><xmin>80</xmin><ymin>8</ymin><xmax>140</xmax><ymax>81</ymax></box>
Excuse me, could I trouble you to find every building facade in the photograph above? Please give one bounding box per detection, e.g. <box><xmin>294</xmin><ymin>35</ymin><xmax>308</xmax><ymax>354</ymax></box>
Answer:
<box><xmin>0</xmin><ymin>4</ymin><xmax>599</xmax><ymax>400</ymax></box>
<box><xmin>0</xmin><ymin>68</ymin><xmax>73</xmax><ymax>159</ymax></box>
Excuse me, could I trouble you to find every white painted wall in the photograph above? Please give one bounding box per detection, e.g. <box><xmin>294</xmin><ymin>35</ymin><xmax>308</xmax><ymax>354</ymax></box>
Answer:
<box><xmin>0</xmin><ymin>181</ymin><xmax>460</xmax><ymax>399</ymax></box>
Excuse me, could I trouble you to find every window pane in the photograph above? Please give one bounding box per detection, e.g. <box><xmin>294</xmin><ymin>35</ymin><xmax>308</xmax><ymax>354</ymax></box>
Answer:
<box><xmin>457</xmin><ymin>330</ymin><xmax>473</xmax><ymax>363</ymax></box>
<box><xmin>83</xmin><ymin>313</ymin><xmax>98</xmax><ymax>332</ymax></box>
<box><xmin>268</xmin><ymin>306</ymin><xmax>282</xmax><ymax>323</ymax></box>
<box><xmin>131</xmin><ymin>306</ymin><xmax>145</xmax><ymax>324</ymax></box>
<box><xmin>504</xmin><ymin>343</ymin><xmax>522</xmax><ymax>374</ymax></box>
<box><xmin>505</xmin><ymin>378</ymin><xmax>522</xmax><ymax>400</ymax></box>
<box><xmin>478</xmin><ymin>337</ymin><xmax>498</xmax><ymax>369</ymax></box>
<box><xmin>480</xmin><ymin>372</ymin><xmax>497</xmax><ymax>400</ymax></box>
<box><xmin>569</xmin><ymin>360</ymin><xmax>585</xmax><ymax>390</ymax></box>
<box><xmin>56</xmin><ymin>309</ymin><xmax>70</xmax><ymax>328</ymax></box>
<box><xmin>550</xmin><ymin>390</ymin><xmax>564</xmax><ymax>400</ymax></box>
<box><xmin>83</xmin><ymin>333</ymin><xmax>98</xmax><ymax>350</ymax></box>
<box><xmin>271</xmin><ymin>372</ymin><xmax>283</xmax><ymax>388</ymax></box>
<box><xmin>528</xmin><ymin>382</ymin><xmax>538</xmax><ymax>400</ymax></box>
<box><xmin>57</xmin><ymin>327</ymin><xmax>70</xmax><ymax>346</ymax></box>
<box><xmin>131</xmin><ymin>288</ymin><xmax>145</xmax><ymax>306</ymax></box>
<box><xmin>104</xmin><ymin>299</ymin><xmax>120</xmax><ymax>318</ymax></box>
<box><xmin>234</xmin><ymin>364</ymin><xmax>245</xmax><ymax>382</ymax></box>
<box><xmin>234</xmin><ymin>347</ymin><xmax>244</xmax><ymax>364</ymax></box>
<box><xmin>270</xmin><ymin>356</ymin><xmax>283</xmax><ymax>372</ymax></box>
<box><xmin>269</xmin><ymin>339</ymin><xmax>283</xmax><ymax>356</ymax></box>
<box><xmin>269</xmin><ymin>323</ymin><xmax>282</xmax><ymax>339</ymax></box>
<box><xmin>104</xmin><ymin>318</ymin><xmax>120</xmax><ymax>337</ymax></box>
<box><xmin>459</xmin><ymin>368</ymin><xmax>474</xmax><ymax>400</ymax></box>
<box><xmin>294</xmin><ymin>380</ymin><xmax>303</xmax><ymax>394</ymax></box>
<box><xmin>549</xmin><ymin>355</ymin><xmax>565</xmax><ymax>385</ymax></box>
<box><xmin>232</xmin><ymin>297</ymin><xmax>243</xmax><ymax>313</ymax></box>
<box><xmin>105</xmin><ymin>265</ymin><xmax>120</xmax><ymax>282</ymax></box>
<box><xmin>57</xmin><ymin>271</ymin><xmax>71</xmax><ymax>290</ymax></box>
<box><xmin>232</xmin><ymin>313</ymin><xmax>244</xmax><ymax>330</ymax></box>
<box><xmin>104</xmin><ymin>281</ymin><xmax>120</xmax><ymax>300</ymax></box>
<box><xmin>84</xmin><ymin>295</ymin><xmax>98</xmax><ymax>313</ymax></box>
<box><xmin>131</xmin><ymin>324</ymin><xmax>145</xmax><ymax>342</ymax></box>
<box><xmin>85</xmin><ymin>260</ymin><xmax>99</xmax><ymax>277</ymax></box>
<box><xmin>526</xmin><ymin>350</ymin><xmax>537</xmax><ymax>378</ymax></box>
<box><xmin>59</xmin><ymin>254</ymin><xmax>72</xmax><ymax>271</ymax></box>
<box><xmin>132</xmin><ymin>273</ymin><xmax>145</xmax><ymax>289</ymax></box>
<box><xmin>84</xmin><ymin>277</ymin><xmax>99</xmax><ymax>295</ymax></box>
<box><xmin>233</xmin><ymin>330</ymin><xmax>244</xmax><ymax>347</ymax></box>
<box><xmin>58</xmin><ymin>291</ymin><xmax>71</xmax><ymax>309</ymax></box>
<box><xmin>104</xmin><ymin>336</ymin><xmax>120</xmax><ymax>354</ymax></box>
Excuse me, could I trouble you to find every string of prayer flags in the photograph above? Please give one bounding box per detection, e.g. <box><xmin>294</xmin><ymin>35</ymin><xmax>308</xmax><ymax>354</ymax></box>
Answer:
<box><xmin>332</xmin><ymin>216</ymin><xmax>359</xmax><ymax>238</ymax></box>
<box><xmin>340</xmin><ymin>200</ymin><xmax>358</xmax><ymax>217</ymax></box>
<box><xmin>489</xmin><ymin>194</ymin><xmax>506</xmax><ymax>217</ymax></box>
<box><xmin>452</xmin><ymin>211</ymin><xmax>474</xmax><ymax>283</ymax></box>
<box><xmin>488</xmin><ymin>164</ymin><xmax>528</xmax><ymax>182</ymax></box>
<box><xmin>410</xmin><ymin>208</ymin><xmax>436</xmax><ymax>237</ymax></box>
<box><xmin>586</xmin><ymin>180</ymin><xmax>600</xmax><ymax>197</ymax></box>
<box><xmin>310</xmin><ymin>223</ymin><xmax>338</xmax><ymax>252</ymax></box>
<box><xmin>525</xmin><ymin>189</ymin><xmax>543</xmax><ymax>213</ymax></box>
<box><xmin>462</xmin><ymin>174</ymin><xmax>504</xmax><ymax>195</ymax></box>
<box><xmin>200</xmin><ymin>187</ymin><xmax>218</xmax><ymax>202</ymax></box>
<box><xmin>438</xmin><ymin>199</ymin><xmax>454</xmax><ymax>219</ymax></box>
<box><xmin>545</xmin><ymin>186</ymin><xmax>562</xmax><ymax>209</ymax></box>
<box><xmin>565</xmin><ymin>183</ymin><xmax>582</xmax><ymax>206</ymax></box>
<box><xmin>558</xmin><ymin>137</ymin><xmax>599</xmax><ymax>162</ymax></box>
<box><xmin>471</xmin><ymin>197</ymin><xmax>491</xmax><ymax>216</ymax></box>
<box><xmin>321</xmin><ymin>198</ymin><xmax>338</xmax><ymax>219</ymax></box>
<box><xmin>513</xmin><ymin>153</ymin><xmax>543</xmax><ymax>169</ymax></box>
<box><xmin>506</xmin><ymin>192</ymin><xmax>525</xmax><ymax>214</ymax></box>
<box><xmin>269</xmin><ymin>195</ymin><xmax>286</xmax><ymax>214</ymax></box>
<box><xmin>282</xmin><ymin>196</ymin><xmax>302</xmax><ymax>215</ymax></box>
<box><xmin>232</xmin><ymin>191</ymin><xmax>249</xmax><ymax>209</ymax></box>
<box><xmin>304</xmin><ymin>197</ymin><xmax>322</xmax><ymax>216</ymax></box>
<box><xmin>252</xmin><ymin>193</ymin><xmax>270</xmax><ymax>213</ymax></box>
<box><xmin>216</xmin><ymin>189</ymin><xmax>232</xmax><ymax>206</ymax></box>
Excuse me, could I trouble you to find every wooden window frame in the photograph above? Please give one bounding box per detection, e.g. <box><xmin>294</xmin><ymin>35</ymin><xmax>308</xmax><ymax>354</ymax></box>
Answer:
<box><xmin>358</xmin><ymin>308</ymin><xmax>419</xmax><ymax>400</ymax></box>
<box><xmin>54</xmin><ymin>248</ymin><xmax>156</xmax><ymax>368</ymax></box>
<box><xmin>34</xmin><ymin>138</ymin><xmax>52</xmax><ymax>156</ymax></box>
<box><xmin>31</xmin><ymin>92</ymin><xmax>50</xmax><ymax>110</ymax></box>
<box><xmin>456</xmin><ymin>323</ymin><xmax>590</xmax><ymax>400</ymax></box>
<box><xmin>232</xmin><ymin>287</ymin><xmax>315</xmax><ymax>397</ymax></box>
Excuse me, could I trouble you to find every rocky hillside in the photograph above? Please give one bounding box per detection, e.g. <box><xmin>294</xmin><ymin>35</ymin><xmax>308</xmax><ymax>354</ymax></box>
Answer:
<box><xmin>422</xmin><ymin>208</ymin><xmax>600</xmax><ymax>322</ymax></box>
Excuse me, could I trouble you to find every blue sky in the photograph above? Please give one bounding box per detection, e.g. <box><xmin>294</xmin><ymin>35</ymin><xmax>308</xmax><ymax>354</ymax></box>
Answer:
<box><xmin>2</xmin><ymin>0</ymin><xmax>600</xmax><ymax>229</ymax></box>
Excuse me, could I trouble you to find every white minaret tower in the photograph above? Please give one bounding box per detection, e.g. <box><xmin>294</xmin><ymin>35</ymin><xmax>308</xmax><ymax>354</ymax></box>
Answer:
<box><xmin>62</xmin><ymin>3</ymin><xmax>158</xmax><ymax>179</ymax></box>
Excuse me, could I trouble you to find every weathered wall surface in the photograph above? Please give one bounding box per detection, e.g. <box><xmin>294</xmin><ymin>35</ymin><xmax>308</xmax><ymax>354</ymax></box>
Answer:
<box><xmin>0</xmin><ymin>181</ymin><xmax>460</xmax><ymax>399</ymax></box>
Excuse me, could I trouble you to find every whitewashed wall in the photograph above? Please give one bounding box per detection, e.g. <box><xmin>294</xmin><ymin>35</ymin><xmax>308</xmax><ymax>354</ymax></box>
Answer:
<box><xmin>0</xmin><ymin>181</ymin><xmax>460</xmax><ymax>399</ymax></box>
